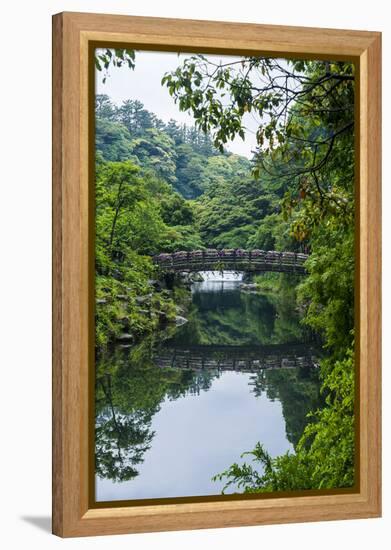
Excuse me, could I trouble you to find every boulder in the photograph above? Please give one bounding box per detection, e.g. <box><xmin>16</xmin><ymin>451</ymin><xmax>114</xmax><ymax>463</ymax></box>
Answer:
<box><xmin>135</xmin><ymin>294</ymin><xmax>152</xmax><ymax>305</ymax></box>
<box><xmin>190</xmin><ymin>272</ymin><xmax>204</xmax><ymax>282</ymax></box>
<box><xmin>116</xmin><ymin>333</ymin><xmax>134</xmax><ymax>342</ymax></box>
<box><xmin>147</xmin><ymin>279</ymin><xmax>162</xmax><ymax>290</ymax></box>
<box><xmin>240</xmin><ymin>283</ymin><xmax>258</xmax><ymax>292</ymax></box>
<box><xmin>175</xmin><ymin>315</ymin><xmax>188</xmax><ymax>326</ymax></box>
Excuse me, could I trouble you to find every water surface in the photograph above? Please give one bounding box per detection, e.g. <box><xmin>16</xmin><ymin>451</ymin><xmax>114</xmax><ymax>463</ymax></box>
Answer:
<box><xmin>95</xmin><ymin>273</ymin><xmax>321</xmax><ymax>501</ymax></box>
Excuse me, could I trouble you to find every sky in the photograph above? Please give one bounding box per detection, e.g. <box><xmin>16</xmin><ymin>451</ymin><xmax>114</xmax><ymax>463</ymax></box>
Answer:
<box><xmin>95</xmin><ymin>49</ymin><xmax>260</xmax><ymax>158</ymax></box>
<box><xmin>96</xmin><ymin>371</ymin><xmax>292</xmax><ymax>501</ymax></box>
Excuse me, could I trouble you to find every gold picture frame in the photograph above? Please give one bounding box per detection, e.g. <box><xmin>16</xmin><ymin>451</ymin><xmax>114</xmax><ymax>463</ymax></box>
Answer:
<box><xmin>52</xmin><ymin>11</ymin><xmax>381</xmax><ymax>537</ymax></box>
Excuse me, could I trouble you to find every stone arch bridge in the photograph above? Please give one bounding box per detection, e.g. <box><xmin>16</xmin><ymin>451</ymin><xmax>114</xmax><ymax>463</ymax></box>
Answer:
<box><xmin>153</xmin><ymin>249</ymin><xmax>308</xmax><ymax>275</ymax></box>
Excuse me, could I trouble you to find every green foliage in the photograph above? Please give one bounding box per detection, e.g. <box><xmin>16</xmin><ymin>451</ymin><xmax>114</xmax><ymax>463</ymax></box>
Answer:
<box><xmin>129</xmin><ymin>129</ymin><xmax>178</xmax><ymax>185</ymax></box>
<box><xmin>95</xmin><ymin>118</ymin><xmax>134</xmax><ymax>162</ymax></box>
<box><xmin>248</xmin><ymin>213</ymin><xmax>300</xmax><ymax>252</ymax></box>
<box><xmin>96</xmin><ymin>161</ymin><xmax>164</xmax><ymax>256</ymax></box>
<box><xmin>96</xmin><ymin>54</ymin><xmax>356</xmax><ymax>492</ymax></box>
<box><xmin>95</xmin><ymin>48</ymin><xmax>136</xmax><ymax>84</ymax></box>
<box><xmin>250</xmin><ymin>365</ymin><xmax>323</xmax><ymax>447</ymax></box>
<box><xmin>196</xmin><ymin>169</ymin><xmax>269</xmax><ymax>249</ymax></box>
<box><xmin>95</xmin><ymin>159</ymin><xmax>201</xmax><ymax>348</ymax></box>
<box><xmin>213</xmin><ymin>348</ymin><xmax>354</xmax><ymax>492</ymax></box>
<box><xmin>298</xmin><ymin>229</ymin><xmax>354</xmax><ymax>357</ymax></box>
<box><xmin>117</xmin><ymin>99</ymin><xmax>162</xmax><ymax>134</ymax></box>
<box><xmin>176</xmin><ymin>283</ymin><xmax>307</xmax><ymax>347</ymax></box>
<box><xmin>96</xmin><ymin>344</ymin><xmax>220</xmax><ymax>482</ymax></box>
<box><xmin>160</xmin><ymin>55</ymin><xmax>358</xmax><ymax>491</ymax></box>
<box><xmin>95</xmin><ymin>95</ymin><xmax>231</xmax><ymax>198</ymax></box>
<box><xmin>160</xmin><ymin>192</ymin><xmax>194</xmax><ymax>226</ymax></box>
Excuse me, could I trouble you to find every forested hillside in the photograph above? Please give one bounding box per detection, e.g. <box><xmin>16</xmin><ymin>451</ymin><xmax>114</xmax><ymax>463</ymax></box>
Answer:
<box><xmin>95</xmin><ymin>94</ymin><xmax>305</xmax><ymax>347</ymax></box>
<box><xmin>96</xmin><ymin>94</ymin><xmax>304</xmax><ymax>250</ymax></box>
<box><xmin>96</xmin><ymin>94</ymin><xmax>234</xmax><ymax>198</ymax></box>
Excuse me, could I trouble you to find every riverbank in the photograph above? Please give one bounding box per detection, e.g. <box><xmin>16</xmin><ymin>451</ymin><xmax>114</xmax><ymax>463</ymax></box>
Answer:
<box><xmin>95</xmin><ymin>269</ymin><xmax>212</xmax><ymax>351</ymax></box>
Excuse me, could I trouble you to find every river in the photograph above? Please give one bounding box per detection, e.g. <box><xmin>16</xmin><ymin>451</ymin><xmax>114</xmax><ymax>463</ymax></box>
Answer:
<box><xmin>95</xmin><ymin>272</ymin><xmax>322</xmax><ymax>502</ymax></box>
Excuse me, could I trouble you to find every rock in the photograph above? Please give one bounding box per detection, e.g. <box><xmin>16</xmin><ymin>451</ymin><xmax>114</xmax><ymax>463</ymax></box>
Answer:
<box><xmin>147</xmin><ymin>279</ymin><xmax>162</xmax><ymax>290</ymax></box>
<box><xmin>190</xmin><ymin>272</ymin><xmax>204</xmax><ymax>282</ymax></box>
<box><xmin>240</xmin><ymin>283</ymin><xmax>258</xmax><ymax>292</ymax></box>
<box><xmin>116</xmin><ymin>294</ymin><xmax>128</xmax><ymax>300</ymax></box>
<box><xmin>161</xmin><ymin>289</ymin><xmax>172</xmax><ymax>296</ymax></box>
<box><xmin>135</xmin><ymin>294</ymin><xmax>152</xmax><ymax>304</ymax></box>
<box><xmin>96</xmin><ymin>298</ymin><xmax>107</xmax><ymax>304</ymax></box>
<box><xmin>175</xmin><ymin>315</ymin><xmax>188</xmax><ymax>326</ymax></box>
<box><xmin>116</xmin><ymin>333</ymin><xmax>134</xmax><ymax>342</ymax></box>
<box><xmin>178</xmin><ymin>272</ymin><xmax>193</xmax><ymax>284</ymax></box>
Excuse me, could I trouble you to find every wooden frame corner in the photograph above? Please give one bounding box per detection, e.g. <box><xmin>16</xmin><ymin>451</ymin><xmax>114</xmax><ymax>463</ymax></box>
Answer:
<box><xmin>52</xmin><ymin>12</ymin><xmax>381</xmax><ymax>537</ymax></box>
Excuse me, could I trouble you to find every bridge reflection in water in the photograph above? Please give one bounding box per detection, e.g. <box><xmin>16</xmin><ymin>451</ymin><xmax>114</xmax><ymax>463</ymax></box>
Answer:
<box><xmin>153</xmin><ymin>343</ymin><xmax>319</xmax><ymax>372</ymax></box>
<box><xmin>96</xmin><ymin>274</ymin><xmax>323</xmax><ymax>501</ymax></box>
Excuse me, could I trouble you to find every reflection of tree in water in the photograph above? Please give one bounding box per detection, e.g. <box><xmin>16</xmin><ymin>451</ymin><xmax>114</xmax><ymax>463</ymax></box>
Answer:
<box><xmin>169</xmin><ymin>284</ymin><xmax>308</xmax><ymax>347</ymax></box>
<box><xmin>249</xmin><ymin>365</ymin><xmax>323</xmax><ymax>447</ymax></box>
<box><xmin>96</xmin><ymin>373</ymin><xmax>156</xmax><ymax>482</ymax></box>
<box><xmin>95</xmin><ymin>340</ymin><xmax>220</xmax><ymax>482</ymax></box>
<box><xmin>95</xmin><ymin>286</ymin><xmax>322</xmax><ymax>485</ymax></box>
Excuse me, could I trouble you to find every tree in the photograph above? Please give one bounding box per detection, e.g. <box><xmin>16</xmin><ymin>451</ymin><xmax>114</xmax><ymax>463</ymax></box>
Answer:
<box><xmin>96</xmin><ymin>94</ymin><xmax>116</xmax><ymax>120</ymax></box>
<box><xmin>129</xmin><ymin>129</ymin><xmax>178</xmax><ymax>186</ymax></box>
<box><xmin>162</xmin><ymin>56</ymin><xmax>354</xmax><ymax>221</ymax></box>
<box><xmin>95</xmin><ymin>343</ymin><xmax>220</xmax><ymax>481</ymax></box>
<box><xmin>161</xmin><ymin>55</ymin><xmax>356</xmax><ymax>492</ymax></box>
<box><xmin>96</xmin><ymin>372</ymin><xmax>155</xmax><ymax>482</ymax></box>
<box><xmin>95</xmin><ymin>48</ymin><xmax>136</xmax><ymax>83</ymax></box>
<box><xmin>95</xmin><ymin>118</ymin><xmax>134</xmax><ymax>161</ymax></box>
<box><xmin>117</xmin><ymin>99</ymin><xmax>155</xmax><ymax>135</ymax></box>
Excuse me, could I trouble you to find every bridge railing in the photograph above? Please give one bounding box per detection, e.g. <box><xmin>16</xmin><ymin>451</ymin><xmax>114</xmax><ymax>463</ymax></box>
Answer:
<box><xmin>153</xmin><ymin>249</ymin><xmax>308</xmax><ymax>274</ymax></box>
<box><xmin>154</xmin><ymin>349</ymin><xmax>317</xmax><ymax>371</ymax></box>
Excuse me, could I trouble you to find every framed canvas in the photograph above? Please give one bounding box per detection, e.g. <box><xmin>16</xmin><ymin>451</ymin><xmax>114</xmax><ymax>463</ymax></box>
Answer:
<box><xmin>52</xmin><ymin>12</ymin><xmax>381</xmax><ymax>538</ymax></box>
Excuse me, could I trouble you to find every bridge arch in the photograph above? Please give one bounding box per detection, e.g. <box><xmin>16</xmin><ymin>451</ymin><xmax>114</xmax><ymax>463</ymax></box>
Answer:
<box><xmin>153</xmin><ymin>249</ymin><xmax>308</xmax><ymax>275</ymax></box>
<box><xmin>154</xmin><ymin>343</ymin><xmax>318</xmax><ymax>372</ymax></box>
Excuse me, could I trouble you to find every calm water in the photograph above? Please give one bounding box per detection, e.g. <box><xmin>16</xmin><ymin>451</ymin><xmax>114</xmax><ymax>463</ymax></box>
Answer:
<box><xmin>95</xmin><ymin>273</ymin><xmax>321</xmax><ymax>501</ymax></box>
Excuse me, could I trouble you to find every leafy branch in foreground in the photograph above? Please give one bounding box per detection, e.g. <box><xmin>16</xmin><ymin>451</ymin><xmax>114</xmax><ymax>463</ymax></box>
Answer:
<box><xmin>162</xmin><ymin>56</ymin><xmax>354</xmax><ymax>222</ymax></box>
<box><xmin>213</xmin><ymin>347</ymin><xmax>354</xmax><ymax>493</ymax></box>
<box><xmin>95</xmin><ymin>48</ymin><xmax>136</xmax><ymax>83</ymax></box>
